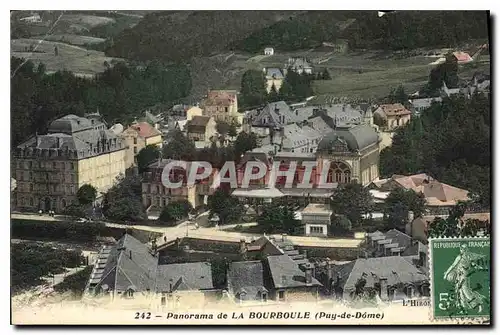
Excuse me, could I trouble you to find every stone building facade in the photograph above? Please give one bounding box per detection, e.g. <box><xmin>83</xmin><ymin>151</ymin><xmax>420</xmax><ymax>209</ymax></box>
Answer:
<box><xmin>120</xmin><ymin>121</ymin><xmax>163</xmax><ymax>169</ymax></box>
<box><xmin>141</xmin><ymin>159</ymin><xmax>215</xmax><ymax>211</ymax></box>
<box><xmin>231</xmin><ymin>123</ymin><xmax>381</xmax><ymax>204</ymax></box>
<box><xmin>13</xmin><ymin>114</ymin><xmax>127</xmax><ymax>212</ymax></box>
<box><xmin>202</xmin><ymin>90</ymin><xmax>241</xmax><ymax>124</ymax></box>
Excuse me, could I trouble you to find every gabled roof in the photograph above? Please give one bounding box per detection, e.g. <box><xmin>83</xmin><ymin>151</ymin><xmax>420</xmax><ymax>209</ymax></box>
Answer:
<box><xmin>265</xmin><ymin>68</ymin><xmax>284</xmax><ymax>79</ymax></box>
<box><xmin>187</xmin><ymin>116</ymin><xmax>212</xmax><ymax>128</ymax></box>
<box><xmin>48</xmin><ymin>114</ymin><xmax>94</xmax><ymax>134</ymax></box>
<box><xmin>128</xmin><ymin>122</ymin><xmax>162</xmax><ymax>139</ymax></box>
<box><xmin>205</xmin><ymin>90</ymin><xmax>237</xmax><ymax>106</ymax></box>
<box><xmin>227</xmin><ymin>261</ymin><xmax>268</xmax><ymax>300</ymax></box>
<box><xmin>89</xmin><ymin>234</ymin><xmax>214</xmax><ymax>294</ymax></box>
<box><xmin>390</xmin><ymin>173</ymin><xmax>470</xmax><ymax>205</ymax></box>
<box><xmin>251</xmin><ymin>101</ymin><xmax>291</xmax><ymax>127</ymax></box>
<box><xmin>453</xmin><ymin>51</ymin><xmax>473</xmax><ymax>63</ymax></box>
<box><xmin>335</xmin><ymin>256</ymin><xmax>428</xmax><ymax>291</ymax></box>
<box><xmin>156</xmin><ymin>262</ymin><xmax>214</xmax><ymax>292</ymax></box>
<box><xmin>267</xmin><ymin>255</ymin><xmax>322</xmax><ymax>289</ymax></box>
<box><xmin>317</xmin><ymin>123</ymin><xmax>379</xmax><ymax>152</ymax></box>
<box><xmin>96</xmin><ymin>234</ymin><xmax>157</xmax><ymax>293</ymax></box>
<box><xmin>376</xmin><ymin>103</ymin><xmax>412</xmax><ymax>116</ymax></box>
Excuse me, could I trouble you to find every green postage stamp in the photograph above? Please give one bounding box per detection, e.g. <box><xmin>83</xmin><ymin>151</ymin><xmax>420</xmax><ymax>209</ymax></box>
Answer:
<box><xmin>429</xmin><ymin>237</ymin><xmax>491</xmax><ymax>321</ymax></box>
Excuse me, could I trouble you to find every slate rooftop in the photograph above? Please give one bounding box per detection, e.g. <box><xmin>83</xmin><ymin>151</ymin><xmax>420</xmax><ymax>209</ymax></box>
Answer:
<box><xmin>86</xmin><ymin>234</ymin><xmax>214</xmax><ymax>295</ymax></box>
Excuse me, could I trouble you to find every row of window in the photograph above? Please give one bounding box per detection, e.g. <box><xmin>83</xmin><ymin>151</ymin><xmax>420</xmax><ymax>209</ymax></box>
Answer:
<box><xmin>18</xmin><ymin>196</ymin><xmax>69</xmax><ymax>209</ymax></box>
<box><xmin>17</xmin><ymin>160</ymin><xmax>76</xmax><ymax>171</ymax></box>
<box><xmin>17</xmin><ymin>171</ymin><xmax>77</xmax><ymax>183</ymax></box>
<box><xmin>309</xmin><ymin>226</ymin><xmax>325</xmax><ymax>234</ymax></box>
<box><xmin>18</xmin><ymin>183</ymin><xmax>77</xmax><ymax>194</ymax></box>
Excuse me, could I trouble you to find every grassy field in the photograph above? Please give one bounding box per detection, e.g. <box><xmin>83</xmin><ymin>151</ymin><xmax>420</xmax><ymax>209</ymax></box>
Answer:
<box><xmin>194</xmin><ymin>49</ymin><xmax>445</xmax><ymax>102</ymax></box>
<box><xmin>32</xmin><ymin>34</ymin><xmax>105</xmax><ymax>46</ymax></box>
<box><xmin>11</xmin><ymin>38</ymin><xmax>121</xmax><ymax>76</ymax></box>
<box><xmin>60</xmin><ymin>14</ymin><xmax>116</xmax><ymax>30</ymax></box>
<box><xmin>312</xmin><ymin>63</ymin><xmax>432</xmax><ymax>101</ymax></box>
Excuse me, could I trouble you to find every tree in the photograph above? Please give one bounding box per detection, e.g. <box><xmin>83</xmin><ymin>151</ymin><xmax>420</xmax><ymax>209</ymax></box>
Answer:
<box><xmin>427</xmin><ymin>202</ymin><xmax>489</xmax><ymax>238</ymax></box>
<box><xmin>162</xmin><ymin>129</ymin><xmax>197</xmax><ymax>161</ymax></box>
<box><xmin>425</xmin><ymin>53</ymin><xmax>459</xmax><ymax>94</ymax></box>
<box><xmin>379</xmin><ymin>94</ymin><xmax>490</xmax><ymax>208</ymax></box>
<box><xmin>137</xmin><ymin>144</ymin><xmax>161</xmax><ymax>173</ymax></box>
<box><xmin>227</xmin><ymin>121</ymin><xmax>238</xmax><ymax>138</ymax></box>
<box><xmin>329</xmin><ymin>214</ymin><xmax>352</xmax><ymax>236</ymax></box>
<box><xmin>384</xmin><ymin>188</ymin><xmax>426</xmax><ymax>228</ymax></box>
<box><xmin>330</xmin><ymin>182</ymin><xmax>374</xmax><ymax>226</ymax></box>
<box><xmin>159</xmin><ymin>200</ymin><xmax>193</xmax><ymax>224</ymax></box>
<box><xmin>268</xmin><ymin>83</ymin><xmax>280</xmax><ymax>102</ymax></box>
<box><xmin>11</xmin><ymin>57</ymin><xmax>192</xmax><ymax>150</ymax></box>
<box><xmin>63</xmin><ymin>203</ymin><xmax>87</xmax><ymax>218</ymax></box>
<box><xmin>257</xmin><ymin>200</ymin><xmax>301</xmax><ymax>234</ymax></box>
<box><xmin>207</xmin><ymin>188</ymin><xmax>243</xmax><ymax>225</ymax></box>
<box><xmin>322</xmin><ymin>68</ymin><xmax>332</xmax><ymax>80</ymax></box>
<box><xmin>216</xmin><ymin>121</ymin><xmax>231</xmax><ymax>136</ymax></box>
<box><xmin>233</xmin><ymin>132</ymin><xmax>258</xmax><ymax>161</ymax></box>
<box><xmin>387</xmin><ymin>85</ymin><xmax>407</xmax><ymax>105</ymax></box>
<box><xmin>77</xmin><ymin>184</ymin><xmax>97</xmax><ymax>205</ymax></box>
<box><xmin>102</xmin><ymin>175</ymin><xmax>145</xmax><ymax>222</ymax></box>
<box><xmin>278</xmin><ymin>77</ymin><xmax>293</xmax><ymax>101</ymax></box>
<box><xmin>240</xmin><ymin>70</ymin><xmax>268</xmax><ymax>108</ymax></box>
<box><xmin>385</xmin><ymin>188</ymin><xmax>426</xmax><ymax>227</ymax></box>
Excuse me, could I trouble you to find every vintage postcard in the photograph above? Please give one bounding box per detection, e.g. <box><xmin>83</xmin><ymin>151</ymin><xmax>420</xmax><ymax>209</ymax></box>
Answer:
<box><xmin>10</xmin><ymin>9</ymin><xmax>491</xmax><ymax>326</ymax></box>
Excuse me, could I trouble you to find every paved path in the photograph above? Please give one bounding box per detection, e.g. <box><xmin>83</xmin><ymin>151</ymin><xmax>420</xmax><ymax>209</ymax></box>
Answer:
<box><xmin>12</xmin><ymin>212</ymin><xmax>363</xmax><ymax>250</ymax></box>
<box><xmin>42</xmin><ymin>266</ymin><xmax>88</xmax><ymax>287</ymax></box>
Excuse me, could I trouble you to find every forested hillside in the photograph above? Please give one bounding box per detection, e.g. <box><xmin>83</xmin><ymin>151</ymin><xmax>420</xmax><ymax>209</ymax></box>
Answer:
<box><xmin>379</xmin><ymin>93</ymin><xmax>491</xmax><ymax>208</ymax></box>
<box><xmin>342</xmin><ymin>11</ymin><xmax>489</xmax><ymax>50</ymax></box>
<box><xmin>11</xmin><ymin>57</ymin><xmax>191</xmax><ymax>147</ymax></box>
<box><xmin>104</xmin><ymin>11</ymin><xmax>304</xmax><ymax>62</ymax></box>
<box><xmin>104</xmin><ymin>11</ymin><xmax>489</xmax><ymax>61</ymax></box>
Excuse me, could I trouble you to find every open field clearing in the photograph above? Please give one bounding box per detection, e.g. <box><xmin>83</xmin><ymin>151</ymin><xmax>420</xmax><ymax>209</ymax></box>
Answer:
<box><xmin>60</xmin><ymin>14</ymin><xmax>116</xmax><ymax>29</ymax></box>
<box><xmin>312</xmin><ymin>64</ymin><xmax>432</xmax><ymax>100</ymax></box>
<box><xmin>11</xmin><ymin>39</ymin><xmax>121</xmax><ymax>76</ymax></box>
<box><xmin>33</xmin><ymin>34</ymin><xmax>105</xmax><ymax>46</ymax></box>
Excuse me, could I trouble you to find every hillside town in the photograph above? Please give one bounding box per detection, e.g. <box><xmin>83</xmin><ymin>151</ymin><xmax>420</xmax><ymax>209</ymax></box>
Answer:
<box><xmin>10</xmin><ymin>10</ymin><xmax>490</xmax><ymax>314</ymax></box>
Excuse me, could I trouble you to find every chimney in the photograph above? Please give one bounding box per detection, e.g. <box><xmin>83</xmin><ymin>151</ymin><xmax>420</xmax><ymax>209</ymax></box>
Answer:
<box><xmin>169</xmin><ymin>279</ymin><xmax>173</xmax><ymax>292</ymax></box>
<box><xmin>56</xmin><ymin>137</ymin><xmax>61</xmax><ymax>148</ymax></box>
<box><xmin>239</xmin><ymin>239</ymin><xmax>247</xmax><ymax>256</ymax></box>
<box><xmin>379</xmin><ymin>277</ymin><xmax>388</xmax><ymax>300</ymax></box>
<box><xmin>419</xmin><ymin>251</ymin><xmax>427</xmax><ymax>268</ymax></box>
<box><xmin>303</xmin><ymin>250</ymin><xmax>308</xmax><ymax>260</ymax></box>
<box><xmin>281</xmin><ymin>275</ymin><xmax>287</xmax><ymax>286</ymax></box>
<box><xmin>326</xmin><ymin>263</ymin><xmax>334</xmax><ymax>293</ymax></box>
<box><xmin>408</xmin><ymin>211</ymin><xmax>415</xmax><ymax>223</ymax></box>
<box><xmin>36</xmin><ymin>135</ymin><xmax>41</xmax><ymax>147</ymax></box>
<box><xmin>281</xmin><ymin>234</ymin><xmax>287</xmax><ymax>242</ymax></box>
<box><xmin>129</xmin><ymin>250</ymin><xmax>132</xmax><ymax>260</ymax></box>
<box><xmin>305</xmin><ymin>264</ymin><xmax>312</xmax><ymax>284</ymax></box>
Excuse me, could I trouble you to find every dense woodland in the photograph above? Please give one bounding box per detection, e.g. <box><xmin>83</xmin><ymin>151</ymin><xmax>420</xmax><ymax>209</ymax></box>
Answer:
<box><xmin>11</xmin><ymin>243</ymin><xmax>85</xmax><ymax>293</ymax></box>
<box><xmin>342</xmin><ymin>11</ymin><xmax>489</xmax><ymax>51</ymax></box>
<box><xmin>11</xmin><ymin>57</ymin><xmax>191</xmax><ymax>148</ymax></box>
<box><xmin>379</xmin><ymin>93</ymin><xmax>491</xmax><ymax>208</ymax></box>
<box><xmin>102</xmin><ymin>11</ymin><xmax>489</xmax><ymax>61</ymax></box>
<box><xmin>103</xmin><ymin>11</ymin><xmax>300</xmax><ymax>62</ymax></box>
<box><xmin>239</xmin><ymin>69</ymin><xmax>315</xmax><ymax>109</ymax></box>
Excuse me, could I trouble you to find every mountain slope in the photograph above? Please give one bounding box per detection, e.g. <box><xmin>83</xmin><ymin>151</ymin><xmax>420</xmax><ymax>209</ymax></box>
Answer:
<box><xmin>106</xmin><ymin>10</ymin><xmax>489</xmax><ymax>62</ymax></box>
<box><xmin>105</xmin><ymin>11</ymin><xmax>305</xmax><ymax>62</ymax></box>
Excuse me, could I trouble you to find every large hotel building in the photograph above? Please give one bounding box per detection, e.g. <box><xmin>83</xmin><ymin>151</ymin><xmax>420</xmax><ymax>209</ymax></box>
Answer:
<box><xmin>13</xmin><ymin>114</ymin><xmax>127</xmax><ymax>212</ymax></box>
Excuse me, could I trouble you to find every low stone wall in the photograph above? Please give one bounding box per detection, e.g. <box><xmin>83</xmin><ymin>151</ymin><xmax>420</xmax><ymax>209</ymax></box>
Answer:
<box><xmin>159</xmin><ymin>236</ymin><xmax>360</xmax><ymax>261</ymax></box>
<box><xmin>296</xmin><ymin>246</ymin><xmax>361</xmax><ymax>261</ymax></box>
